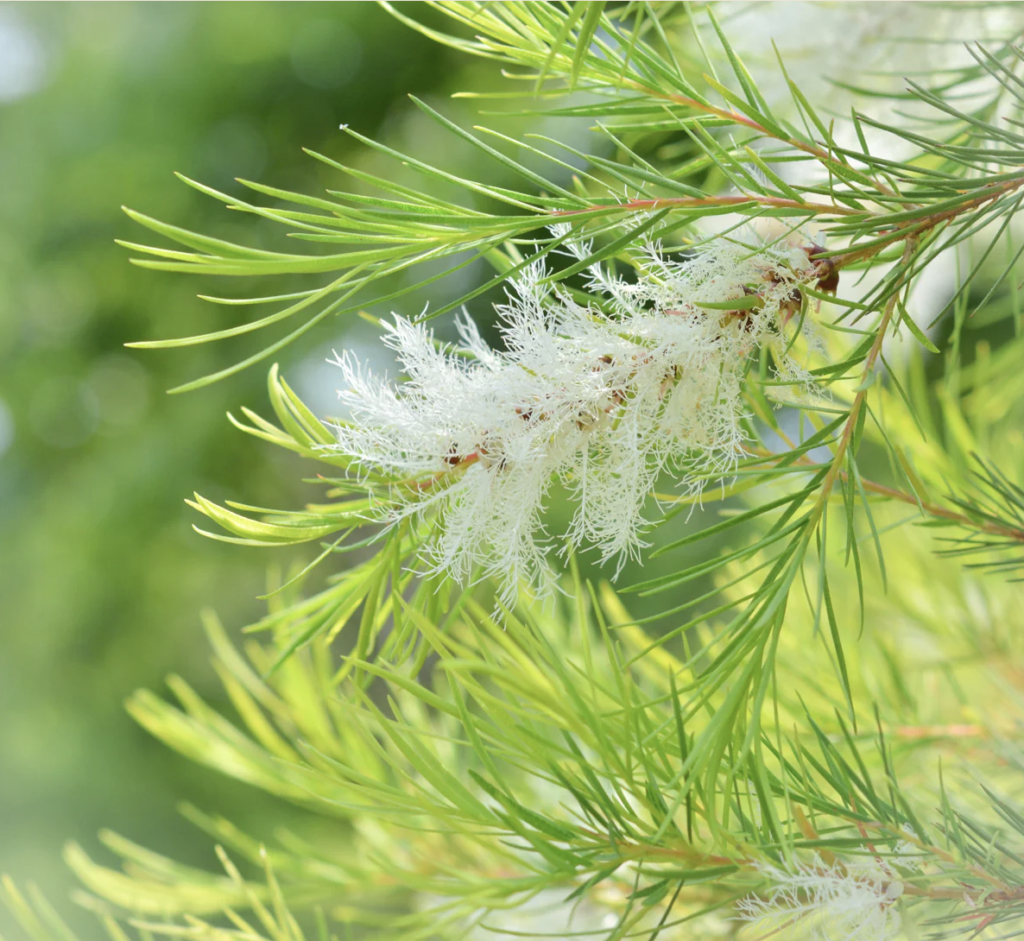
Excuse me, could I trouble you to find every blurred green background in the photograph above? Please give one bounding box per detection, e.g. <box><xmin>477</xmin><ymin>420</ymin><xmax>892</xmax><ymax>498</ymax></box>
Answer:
<box><xmin>0</xmin><ymin>4</ymin><xmax>492</xmax><ymax>936</ymax></box>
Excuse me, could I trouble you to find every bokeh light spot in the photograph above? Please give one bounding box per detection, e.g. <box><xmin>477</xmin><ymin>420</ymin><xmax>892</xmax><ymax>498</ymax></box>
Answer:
<box><xmin>0</xmin><ymin>10</ymin><xmax>47</xmax><ymax>103</ymax></box>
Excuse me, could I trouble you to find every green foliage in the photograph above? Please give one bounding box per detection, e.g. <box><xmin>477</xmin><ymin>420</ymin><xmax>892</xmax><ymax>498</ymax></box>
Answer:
<box><xmin>9</xmin><ymin>3</ymin><xmax>1024</xmax><ymax>941</ymax></box>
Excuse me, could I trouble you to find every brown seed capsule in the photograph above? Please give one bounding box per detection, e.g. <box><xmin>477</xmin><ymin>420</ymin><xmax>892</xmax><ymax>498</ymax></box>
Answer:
<box><xmin>805</xmin><ymin>244</ymin><xmax>840</xmax><ymax>295</ymax></box>
<box><xmin>732</xmin><ymin>285</ymin><xmax>762</xmax><ymax>331</ymax></box>
<box><xmin>779</xmin><ymin>288</ymin><xmax>803</xmax><ymax>325</ymax></box>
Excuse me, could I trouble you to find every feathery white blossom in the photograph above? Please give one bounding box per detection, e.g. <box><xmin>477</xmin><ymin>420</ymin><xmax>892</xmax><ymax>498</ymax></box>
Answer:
<box><xmin>330</xmin><ymin>234</ymin><xmax>818</xmax><ymax>603</ymax></box>
<box><xmin>712</xmin><ymin>3</ymin><xmax>1024</xmax><ymax>154</ymax></box>
<box><xmin>737</xmin><ymin>855</ymin><xmax>904</xmax><ymax>941</ymax></box>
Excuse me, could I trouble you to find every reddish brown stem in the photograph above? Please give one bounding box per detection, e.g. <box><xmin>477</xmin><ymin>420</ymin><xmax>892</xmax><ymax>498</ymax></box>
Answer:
<box><xmin>854</xmin><ymin>476</ymin><xmax>1024</xmax><ymax>543</ymax></box>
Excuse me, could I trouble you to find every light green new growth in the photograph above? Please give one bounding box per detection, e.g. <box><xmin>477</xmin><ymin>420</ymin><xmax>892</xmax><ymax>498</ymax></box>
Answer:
<box><xmin>8</xmin><ymin>3</ymin><xmax>1024</xmax><ymax>941</ymax></box>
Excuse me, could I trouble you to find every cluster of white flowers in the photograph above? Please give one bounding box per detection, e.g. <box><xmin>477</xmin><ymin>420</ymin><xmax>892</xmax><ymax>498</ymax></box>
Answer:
<box><xmin>330</xmin><ymin>233</ymin><xmax>817</xmax><ymax>603</ymax></box>
<box><xmin>737</xmin><ymin>855</ymin><xmax>904</xmax><ymax>941</ymax></box>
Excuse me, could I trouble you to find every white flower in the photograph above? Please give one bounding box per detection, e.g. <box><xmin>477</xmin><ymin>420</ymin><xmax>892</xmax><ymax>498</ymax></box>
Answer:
<box><xmin>329</xmin><ymin>235</ymin><xmax>817</xmax><ymax>604</ymax></box>
<box><xmin>737</xmin><ymin>855</ymin><xmax>903</xmax><ymax>941</ymax></box>
<box><xmin>891</xmin><ymin>825</ymin><xmax>923</xmax><ymax>872</ymax></box>
<box><xmin>706</xmin><ymin>3</ymin><xmax>1024</xmax><ymax>152</ymax></box>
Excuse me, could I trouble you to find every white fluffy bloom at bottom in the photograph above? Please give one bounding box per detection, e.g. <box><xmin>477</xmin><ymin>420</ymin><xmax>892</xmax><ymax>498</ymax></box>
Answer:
<box><xmin>330</xmin><ymin>237</ymin><xmax>817</xmax><ymax>603</ymax></box>
<box><xmin>737</xmin><ymin>856</ymin><xmax>903</xmax><ymax>941</ymax></box>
